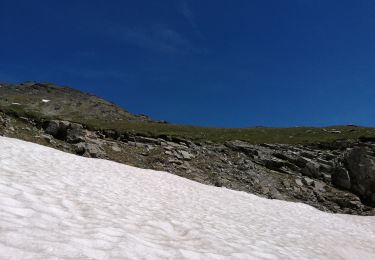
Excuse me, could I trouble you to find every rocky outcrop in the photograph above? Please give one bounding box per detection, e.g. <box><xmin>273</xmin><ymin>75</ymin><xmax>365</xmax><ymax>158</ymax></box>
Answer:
<box><xmin>44</xmin><ymin>120</ymin><xmax>85</xmax><ymax>143</ymax></box>
<box><xmin>1</xmin><ymin>111</ymin><xmax>374</xmax><ymax>215</ymax></box>
<box><xmin>333</xmin><ymin>146</ymin><xmax>375</xmax><ymax>206</ymax></box>
<box><xmin>2</xmin><ymin>83</ymin><xmax>375</xmax><ymax>215</ymax></box>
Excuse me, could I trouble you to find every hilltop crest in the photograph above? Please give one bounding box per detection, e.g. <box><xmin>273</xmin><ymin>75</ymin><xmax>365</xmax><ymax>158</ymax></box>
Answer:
<box><xmin>0</xmin><ymin>81</ymin><xmax>153</xmax><ymax>123</ymax></box>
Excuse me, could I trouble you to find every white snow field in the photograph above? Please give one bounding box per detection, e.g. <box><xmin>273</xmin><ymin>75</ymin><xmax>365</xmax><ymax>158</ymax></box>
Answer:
<box><xmin>0</xmin><ymin>137</ymin><xmax>374</xmax><ymax>260</ymax></box>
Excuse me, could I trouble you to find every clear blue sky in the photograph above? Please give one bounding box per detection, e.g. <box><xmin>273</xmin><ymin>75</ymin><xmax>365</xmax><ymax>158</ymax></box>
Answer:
<box><xmin>1</xmin><ymin>0</ymin><xmax>375</xmax><ymax>127</ymax></box>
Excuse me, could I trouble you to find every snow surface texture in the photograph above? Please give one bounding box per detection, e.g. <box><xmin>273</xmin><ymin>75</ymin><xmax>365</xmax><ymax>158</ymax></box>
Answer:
<box><xmin>0</xmin><ymin>137</ymin><xmax>374</xmax><ymax>260</ymax></box>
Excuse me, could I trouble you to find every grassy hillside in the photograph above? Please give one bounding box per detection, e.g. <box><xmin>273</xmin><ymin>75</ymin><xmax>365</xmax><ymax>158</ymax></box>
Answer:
<box><xmin>0</xmin><ymin>82</ymin><xmax>146</xmax><ymax>122</ymax></box>
<box><xmin>1</xmin><ymin>82</ymin><xmax>375</xmax><ymax>144</ymax></box>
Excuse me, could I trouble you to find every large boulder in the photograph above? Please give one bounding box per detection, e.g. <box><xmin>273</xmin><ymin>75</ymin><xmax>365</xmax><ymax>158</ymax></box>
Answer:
<box><xmin>44</xmin><ymin>120</ymin><xmax>69</xmax><ymax>140</ymax></box>
<box><xmin>333</xmin><ymin>147</ymin><xmax>375</xmax><ymax>206</ymax></box>
<box><xmin>66</xmin><ymin>123</ymin><xmax>85</xmax><ymax>143</ymax></box>
<box><xmin>44</xmin><ymin>120</ymin><xmax>85</xmax><ymax>143</ymax></box>
<box><xmin>74</xmin><ymin>142</ymin><xmax>105</xmax><ymax>158</ymax></box>
<box><xmin>345</xmin><ymin>147</ymin><xmax>375</xmax><ymax>206</ymax></box>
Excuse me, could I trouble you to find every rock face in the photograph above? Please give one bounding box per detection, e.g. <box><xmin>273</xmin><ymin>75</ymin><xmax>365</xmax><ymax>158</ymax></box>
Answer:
<box><xmin>1</xmin><ymin>111</ymin><xmax>374</xmax><ymax>216</ymax></box>
<box><xmin>44</xmin><ymin>120</ymin><xmax>85</xmax><ymax>144</ymax></box>
<box><xmin>333</xmin><ymin>147</ymin><xmax>375</xmax><ymax>206</ymax></box>
<box><xmin>332</xmin><ymin>168</ymin><xmax>351</xmax><ymax>190</ymax></box>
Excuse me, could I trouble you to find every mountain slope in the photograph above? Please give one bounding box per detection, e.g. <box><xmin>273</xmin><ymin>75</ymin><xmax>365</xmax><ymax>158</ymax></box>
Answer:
<box><xmin>1</xmin><ymin>82</ymin><xmax>375</xmax><ymax>215</ymax></box>
<box><xmin>1</xmin><ymin>82</ymin><xmax>375</xmax><ymax>144</ymax></box>
<box><xmin>0</xmin><ymin>81</ymin><xmax>151</xmax><ymax>123</ymax></box>
<box><xmin>0</xmin><ymin>136</ymin><xmax>374</xmax><ymax>259</ymax></box>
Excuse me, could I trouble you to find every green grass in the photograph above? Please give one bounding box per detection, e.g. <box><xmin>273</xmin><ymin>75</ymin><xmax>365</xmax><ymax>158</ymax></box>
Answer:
<box><xmin>0</xmin><ymin>104</ymin><xmax>45</xmax><ymax>121</ymax></box>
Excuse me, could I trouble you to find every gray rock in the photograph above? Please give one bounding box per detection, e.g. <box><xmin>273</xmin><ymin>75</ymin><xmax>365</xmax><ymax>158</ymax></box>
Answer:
<box><xmin>127</xmin><ymin>141</ymin><xmax>137</xmax><ymax>147</ymax></box>
<box><xmin>40</xmin><ymin>134</ymin><xmax>53</xmax><ymax>143</ymax></box>
<box><xmin>317</xmin><ymin>158</ymin><xmax>334</xmax><ymax>167</ymax></box>
<box><xmin>74</xmin><ymin>143</ymin><xmax>86</xmax><ymax>155</ymax></box>
<box><xmin>300</xmin><ymin>151</ymin><xmax>316</xmax><ymax>159</ymax></box>
<box><xmin>295</xmin><ymin>179</ymin><xmax>303</xmax><ymax>186</ymax></box>
<box><xmin>86</xmin><ymin>143</ymin><xmax>105</xmax><ymax>158</ymax></box>
<box><xmin>135</xmin><ymin>136</ymin><xmax>161</xmax><ymax>145</ymax></box>
<box><xmin>225</xmin><ymin>140</ymin><xmax>259</xmax><ymax>157</ymax></box>
<box><xmin>302</xmin><ymin>177</ymin><xmax>314</xmax><ymax>186</ymax></box>
<box><xmin>302</xmin><ymin>161</ymin><xmax>321</xmax><ymax>178</ymax></box>
<box><xmin>332</xmin><ymin>168</ymin><xmax>351</xmax><ymax>190</ymax></box>
<box><xmin>174</xmin><ymin>151</ymin><xmax>183</xmax><ymax>159</ymax></box>
<box><xmin>45</xmin><ymin>120</ymin><xmax>61</xmax><ymax>137</ymax></box>
<box><xmin>294</xmin><ymin>156</ymin><xmax>309</xmax><ymax>168</ymax></box>
<box><xmin>264</xmin><ymin>159</ymin><xmax>286</xmax><ymax>171</ymax></box>
<box><xmin>164</xmin><ymin>141</ymin><xmax>187</xmax><ymax>149</ymax></box>
<box><xmin>164</xmin><ymin>146</ymin><xmax>174</xmax><ymax>151</ymax></box>
<box><xmin>268</xmin><ymin>187</ymin><xmax>285</xmax><ymax>200</ymax></box>
<box><xmin>44</xmin><ymin>120</ymin><xmax>84</xmax><ymax>143</ymax></box>
<box><xmin>165</xmin><ymin>150</ymin><xmax>173</xmax><ymax>156</ymax></box>
<box><xmin>313</xmin><ymin>181</ymin><xmax>326</xmax><ymax>192</ymax></box>
<box><xmin>74</xmin><ymin>142</ymin><xmax>105</xmax><ymax>158</ymax></box>
<box><xmin>282</xmin><ymin>179</ymin><xmax>291</xmax><ymax>188</ymax></box>
<box><xmin>66</xmin><ymin>123</ymin><xmax>85</xmax><ymax>144</ymax></box>
<box><xmin>344</xmin><ymin>147</ymin><xmax>375</xmax><ymax>206</ymax></box>
<box><xmin>111</xmin><ymin>144</ymin><xmax>122</xmax><ymax>152</ymax></box>
<box><xmin>168</xmin><ymin>158</ymin><xmax>183</xmax><ymax>165</ymax></box>
<box><xmin>180</xmin><ymin>150</ymin><xmax>194</xmax><ymax>160</ymax></box>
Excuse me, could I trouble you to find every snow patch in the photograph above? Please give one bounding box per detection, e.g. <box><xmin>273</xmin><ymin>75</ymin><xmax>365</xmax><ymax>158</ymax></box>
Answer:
<box><xmin>41</xmin><ymin>99</ymin><xmax>50</xmax><ymax>103</ymax></box>
<box><xmin>0</xmin><ymin>136</ymin><xmax>374</xmax><ymax>259</ymax></box>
